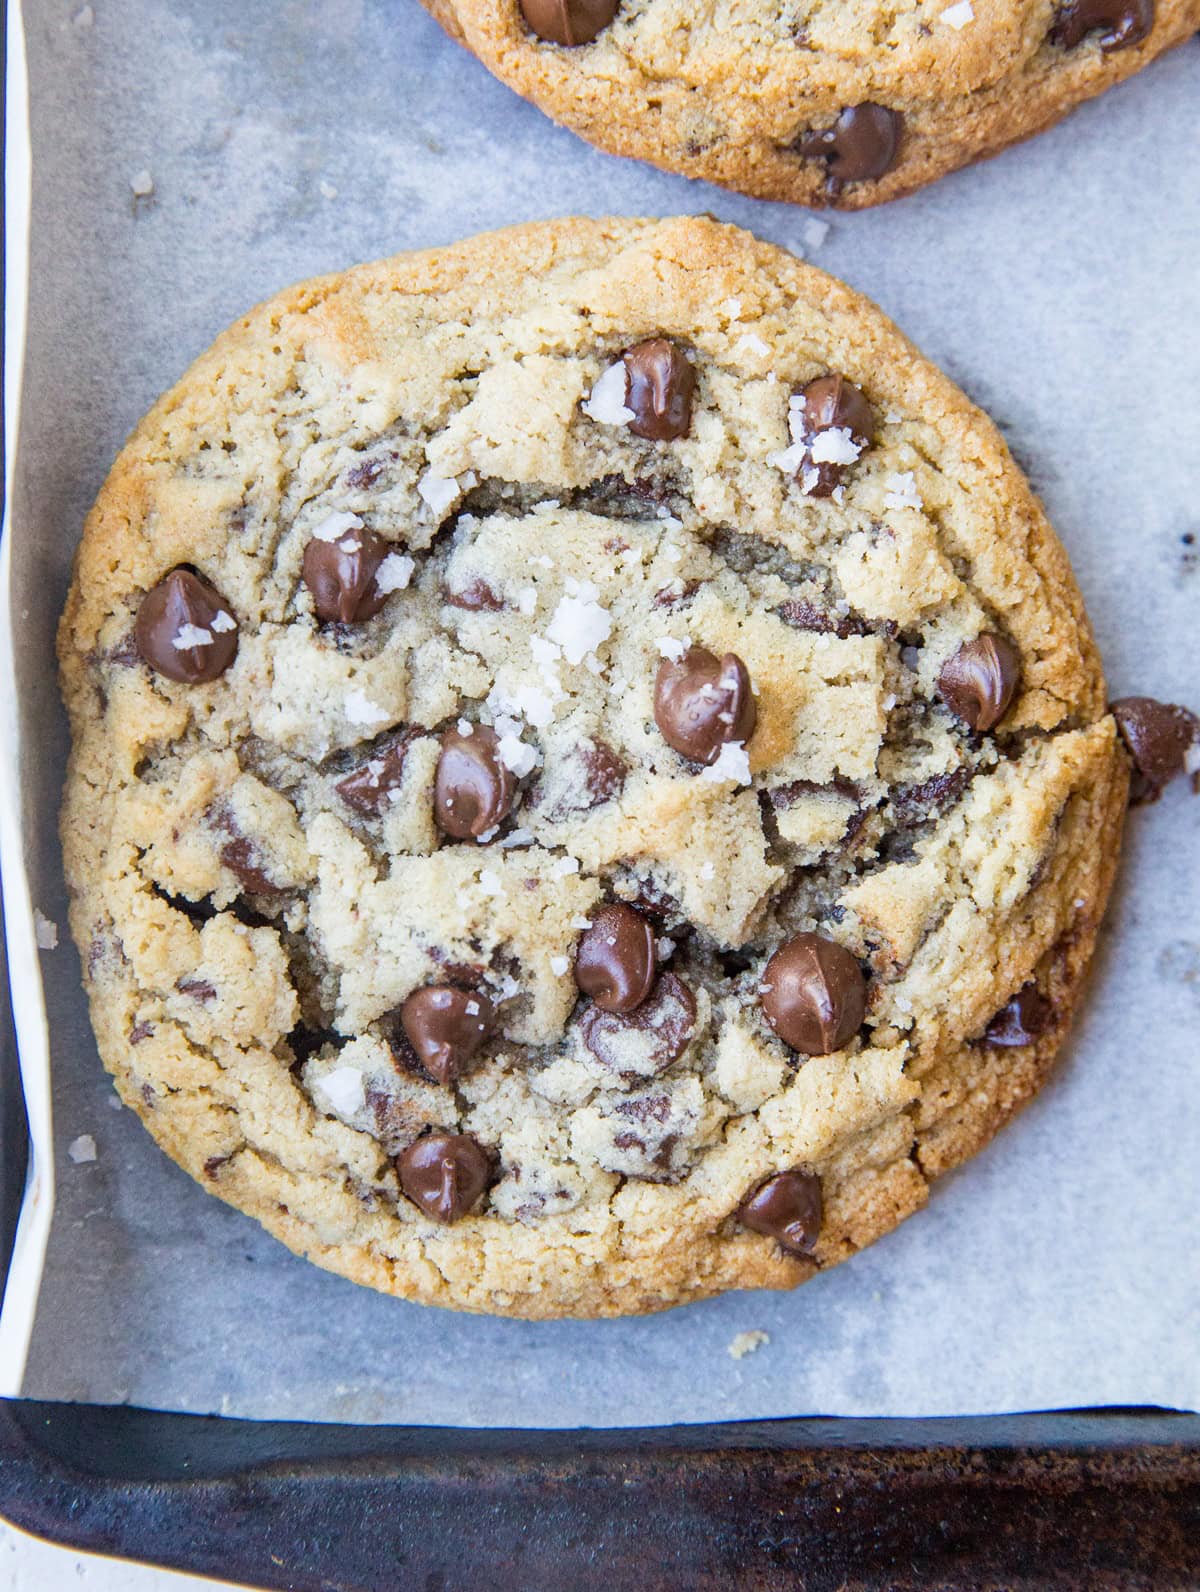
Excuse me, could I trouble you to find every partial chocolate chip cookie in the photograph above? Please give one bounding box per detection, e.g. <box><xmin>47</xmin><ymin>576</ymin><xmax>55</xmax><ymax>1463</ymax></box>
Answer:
<box><xmin>60</xmin><ymin>217</ymin><xmax>1133</xmax><ymax>1318</ymax></box>
<box><xmin>421</xmin><ymin>0</ymin><xmax>1199</xmax><ymax>208</ymax></box>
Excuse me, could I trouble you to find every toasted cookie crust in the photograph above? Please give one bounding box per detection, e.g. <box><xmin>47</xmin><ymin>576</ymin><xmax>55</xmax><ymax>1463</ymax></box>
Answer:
<box><xmin>421</xmin><ymin>0</ymin><xmax>1200</xmax><ymax>208</ymax></box>
<box><xmin>59</xmin><ymin>217</ymin><xmax>1128</xmax><ymax>1317</ymax></box>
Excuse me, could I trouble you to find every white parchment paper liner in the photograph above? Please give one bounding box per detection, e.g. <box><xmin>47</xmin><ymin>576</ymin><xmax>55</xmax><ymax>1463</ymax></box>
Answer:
<box><xmin>1</xmin><ymin>0</ymin><xmax>1197</xmax><ymax>1424</ymax></box>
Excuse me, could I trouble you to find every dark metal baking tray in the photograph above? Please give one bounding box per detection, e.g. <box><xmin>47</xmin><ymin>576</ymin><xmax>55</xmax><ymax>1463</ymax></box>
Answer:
<box><xmin>1</xmin><ymin>21</ymin><xmax>1196</xmax><ymax>1591</ymax></box>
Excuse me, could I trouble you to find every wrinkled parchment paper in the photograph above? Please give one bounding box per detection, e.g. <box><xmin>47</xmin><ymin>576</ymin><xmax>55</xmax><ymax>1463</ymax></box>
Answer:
<box><xmin>4</xmin><ymin>0</ymin><xmax>1198</xmax><ymax>1425</ymax></box>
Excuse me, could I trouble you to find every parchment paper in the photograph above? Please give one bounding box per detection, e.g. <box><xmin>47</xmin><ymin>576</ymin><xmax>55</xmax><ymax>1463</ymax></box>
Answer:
<box><xmin>5</xmin><ymin>0</ymin><xmax>1198</xmax><ymax>1425</ymax></box>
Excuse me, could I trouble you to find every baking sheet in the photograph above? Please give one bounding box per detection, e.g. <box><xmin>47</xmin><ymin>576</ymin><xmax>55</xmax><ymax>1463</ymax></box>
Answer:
<box><xmin>4</xmin><ymin>0</ymin><xmax>1198</xmax><ymax>1425</ymax></box>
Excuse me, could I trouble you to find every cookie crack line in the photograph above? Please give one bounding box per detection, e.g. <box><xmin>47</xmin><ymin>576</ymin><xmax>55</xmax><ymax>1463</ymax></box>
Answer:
<box><xmin>58</xmin><ymin>218</ymin><xmax>1196</xmax><ymax>1318</ymax></box>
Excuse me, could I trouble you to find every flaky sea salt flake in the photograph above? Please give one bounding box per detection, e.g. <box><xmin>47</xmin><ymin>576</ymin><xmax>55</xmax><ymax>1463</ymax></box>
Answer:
<box><xmin>550</xmin><ymin>955</ymin><xmax>570</xmax><ymax>977</ymax></box>
<box><xmin>130</xmin><ymin>169</ymin><xmax>154</xmax><ymax>198</ymax></box>
<box><xmin>497</xmin><ymin>735</ymin><xmax>539</xmax><ymax>778</ymax></box>
<box><xmin>940</xmin><ymin>0</ymin><xmax>974</xmax><ymax>25</ymax></box>
<box><xmin>884</xmin><ymin>471</ymin><xmax>922</xmax><ymax>511</ymax></box>
<box><xmin>417</xmin><ymin>469</ymin><xmax>462</xmax><ymax>519</ymax></box>
<box><xmin>581</xmin><ymin>362</ymin><xmax>635</xmax><ymax>427</ymax></box>
<box><xmin>734</xmin><ymin>332</ymin><xmax>770</xmax><ymax>360</ymax></box>
<box><xmin>547</xmin><ymin>591</ymin><xmax>612</xmax><ymax>666</ymax></box>
<box><xmin>374</xmin><ymin>553</ymin><xmax>416</xmax><ymax>594</ymax></box>
<box><xmin>809</xmin><ymin>427</ymin><xmax>862</xmax><ymax>467</ymax></box>
<box><xmin>34</xmin><ymin>910</ymin><xmax>58</xmax><ymax>950</ymax></box>
<box><xmin>68</xmin><ymin>1135</ymin><xmax>97</xmax><ymax>1164</ymax></box>
<box><xmin>172</xmin><ymin>624</ymin><xmax>213</xmax><ymax>650</ymax></box>
<box><xmin>311</xmin><ymin>510</ymin><xmax>362</xmax><ymax>543</ymax></box>
<box><xmin>344</xmin><ymin>689</ymin><xmax>389</xmax><ymax>727</ymax></box>
<box><xmin>318</xmin><ymin>1067</ymin><xmax>365</xmax><ymax>1116</ymax></box>
<box><xmin>701</xmin><ymin>741</ymin><xmax>752</xmax><ymax>786</ymax></box>
<box><xmin>657</xmin><ymin>636</ymin><xmax>687</xmax><ymax>662</ymax></box>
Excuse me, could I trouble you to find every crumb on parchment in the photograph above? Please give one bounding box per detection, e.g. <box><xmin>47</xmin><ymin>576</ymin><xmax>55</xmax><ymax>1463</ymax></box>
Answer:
<box><xmin>727</xmin><ymin>1329</ymin><xmax>770</xmax><ymax>1360</ymax></box>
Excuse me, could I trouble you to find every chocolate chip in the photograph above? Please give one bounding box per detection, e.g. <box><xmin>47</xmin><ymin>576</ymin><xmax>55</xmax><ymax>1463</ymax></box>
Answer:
<box><xmin>575</xmin><ymin>904</ymin><xmax>656</xmax><ymax>1014</ymax></box>
<box><xmin>794</xmin><ymin>104</ymin><xmax>903</xmax><ymax>189</ymax></box>
<box><xmin>793</xmin><ymin>373</ymin><xmax>876</xmax><ymax>497</ymax></box>
<box><xmin>760</xmin><ymin>933</ymin><xmax>866</xmax><ymax>1055</ymax></box>
<box><xmin>581</xmin><ymin>971</ymin><xmax>696</xmax><ymax>1074</ymax></box>
<box><xmin>654</xmin><ymin>646</ymin><xmax>756</xmax><ymax>764</ymax></box>
<box><xmin>335</xmin><ymin>731</ymin><xmax>418</xmax><ymax>816</ymax></box>
<box><xmin>937</xmin><ymin>633</ymin><xmax>1021</xmax><ymax>733</ymax></box>
<box><xmin>445</xmin><ymin>579</ymin><xmax>504</xmax><ymax>612</ymax></box>
<box><xmin>129</xmin><ymin>1020</ymin><xmax>154</xmax><ymax>1044</ymax></box>
<box><xmin>579</xmin><ymin>738</ymin><xmax>627</xmax><ymax>807</ymax></box>
<box><xmin>209</xmin><ymin>806</ymin><xmax>282</xmax><ymax>895</ymax></box>
<box><xmin>175</xmin><ymin>976</ymin><xmax>216</xmax><ymax>1003</ymax></box>
<box><xmin>396</xmin><ymin>1132</ymin><xmax>492</xmax><ymax>1223</ymax></box>
<box><xmin>652</xmin><ymin>580</ymin><xmax>700</xmax><ymax>611</ymax></box>
<box><xmin>203</xmin><ymin>1155</ymin><xmax>230</xmax><ymax>1178</ymax></box>
<box><xmin>737</xmin><ymin>1170</ymin><xmax>823</xmax><ymax>1256</ymax></box>
<box><xmin>983</xmin><ymin>984</ymin><xmax>1054</xmax><ymax>1047</ymax></box>
<box><xmin>433</xmin><ymin>726</ymin><xmax>517</xmax><ymax>840</ymax></box>
<box><xmin>889</xmin><ymin>767</ymin><xmax>970</xmax><ymax>824</ymax></box>
<box><xmin>302</xmin><ymin>525</ymin><xmax>391</xmax><ymax>623</ymax></box>
<box><xmin>621</xmin><ymin>339</ymin><xmax>696</xmax><ymax>442</ymax></box>
<box><xmin>135</xmin><ymin>568</ymin><xmax>239</xmax><ymax>684</ymax></box>
<box><xmin>397</xmin><ymin>986</ymin><xmax>495</xmax><ymax>1086</ymax></box>
<box><xmin>519</xmin><ymin>0</ymin><xmax>618</xmax><ymax>45</ymax></box>
<box><xmin>1111</xmin><ymin>696</ymin><xmax>1200</xmax><ymax>803</ymax></box>
<box><xmin>1052</xmin><ymin>0</ymin><xmax>1153</xmax><ymax>49</ymax></box>
<box><xmin>344</xmin><ymin>457</ymin><xmax>385</xmax><ymax>490</ymax></box>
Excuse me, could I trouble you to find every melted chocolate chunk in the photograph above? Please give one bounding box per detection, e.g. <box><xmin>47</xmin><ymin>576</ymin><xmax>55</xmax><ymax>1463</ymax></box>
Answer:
<box><xmin>344</xmin><ymin>457</ymin><xmax>385</xmax><ymax>490</ymax></box>
<box><xmin>889</xmin><ymin>766</ymin><xmax>970</xmax><ymax>824</ymax></box>
<box><xmin>519</xmin><ymin>0</ymin><xmax>618</xmax><ymax>44</ymax></box>
<box><xmin>335</xmin><ymin>731</ymin><xmax>419</xmax><ymax>816</ymax></box>
<box><xmin>1110</xmin><ymin>696</ymin><xmax>1200</xmax><ymax>803</ymax></box>
<box><xmin>209</xmin><ymin>806</ymin><xmax>283</xmax><ymax>895</ymax></box>
<box><xmin>396</xmin><ymin>1132</ymin><xmax>492</xmax><ymax>1224</ymax></box>
<box><xmin>135</xmin><ymin>568</ymin><xmax>239</xmax><ymax>684</ymax></box>
<box><xmin>433</xmin><ymin>726</ymin><xmax>517</xmax><ymax>840</ymax></box>
<box><xmin>175</xmin><ymin>976</ymin><xmax>216</xmax><ymax>1003</ymax></box>
<box><xmin>760</xmin><ymin>933</ymin><xmax>866</xmax><ymax>1055</ymax></box>
<box><xmin>575</xmin><ymin>904</ymin><xmax>656</xmax><ymax>1014</ymax></box>
<box><xmin>794</xmin><ymin>374</ymin><xmax>876</xmax><ymax>497</ymax></box>
<box><xmin>622</xmin><ymin>339</ymin><xmax>696</xmax><ymax>441</ymax></box>
<box><xmin>776</xmin><ymin>597</ymin><xmax>866</xmax><ymax>638</ymax></box>
<box><xmin>445</xmin><ymin>578</ymin><xmax>504</xmax><ymax>612</ymax></box>
<box><xmin>579</xmin><ymin>738</ymin><xmax>628</xmax><ymax>807</ymax></box>
<box><xmin>652</xmin><ymin>580</ymin><xmax>701</xmax><ymax>611</ymax></box>
<box><xmin>738</xmin><ymin>1170</ymin><xmax>823</xmax><ymax>1256</ymax></box>
<box><xmin>1052</xmin><ymin>0</ymin><xmax>1153</xmax><ymax>49</ymax></box>
<box><xmin>580</xmin><ymin>972</ymin><xmax>696</xmax><ymax>1074</ymax></box>
<box><xmin>794</xmin><ymin>104</ymin><xmax>903</xmax><ymax>190</ymax></box>
<box><xmin>937</xmin><ymin>633</ymin><xmax>1021</xmax><ymax>733</ymax></box>
<box><xmin>302</xmin><ymin>525</ymin><xmax>391</xmax><ymax>623</ymax></box>
<box><xmin>396</xmin><ymin>985</ymin><xmax>495</xmax><ymax>1086</ymax></box>
<box><xmin>654</xmin><ymin>646</ymin><xmax>757</xmax><ymax>765</ymax></box>
<box><xmin>982</xmin><ymin>984</ymin><xmax>1054</xmax><ymax>1047</ymax></box>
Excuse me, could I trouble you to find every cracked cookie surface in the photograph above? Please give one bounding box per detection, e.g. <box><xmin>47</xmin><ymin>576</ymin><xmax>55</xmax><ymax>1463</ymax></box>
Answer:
<box><xmin>59</xmin><ymin>217</ymin><xmax>1128</xmax><ymax>1318</ymax></box>
<box><xmin>421</xmin><ymin>0</ymin><xmax>1200</xmax><ymax>208</ymax></box>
